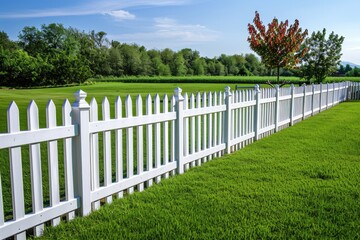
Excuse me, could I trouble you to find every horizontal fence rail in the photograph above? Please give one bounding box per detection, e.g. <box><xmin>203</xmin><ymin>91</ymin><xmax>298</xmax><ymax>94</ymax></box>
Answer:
<box><xmin>0</xmin><ymin>81</ymin><xmax>359</xmax><ymax>239</ymax></box>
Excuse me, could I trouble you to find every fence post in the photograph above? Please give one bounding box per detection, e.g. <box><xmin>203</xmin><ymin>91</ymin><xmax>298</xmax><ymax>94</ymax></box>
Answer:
<box><xmin>254</xmin><ymin>84</ymin><xmax>261</xmax><ymax>140</ymax></box>
<box><xmin>274</xmin><ymin>85</ymin><xmax>280</xmax><ymax>132</ymax></box>
<box><xmin>224</xmin><ymin>86</ymin><xmax>232</xmax><ymax>154</ymax></box>
<box><xmin>302</xmin><ymin>83</ymin><xmax>306</xmax><ymax>120</ymax></box>
<box><xmin>290</xmin><ymin>84</ymin><xmax>295</xmax><ymax>126</ymax></box>
<box><xmin>72</xmin><ymin>90</ymin><xmax>91</xmax><ymax>216</ymax></box>
<box><xmin>174</xmin><ymin>87</ymin><xmax>184</xmax><ymax>174</ymax></box>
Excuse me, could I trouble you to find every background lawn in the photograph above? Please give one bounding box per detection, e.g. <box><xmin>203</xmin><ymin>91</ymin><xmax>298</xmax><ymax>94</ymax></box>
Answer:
<box><xmin>36</xmin><ymin>102</ymin><xmax>360</xmax><ymax>239</ymax></box>
<box><xmin>0</xmin><ymin>82</ymin><xmax>257</xmax><ymax>131</ymax></box>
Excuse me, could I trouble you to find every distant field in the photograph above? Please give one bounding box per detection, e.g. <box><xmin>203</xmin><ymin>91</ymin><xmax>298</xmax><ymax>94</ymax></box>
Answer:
<box><xmin>0</xmin><ymin>82</ymin><xmax>257</xmax><ymax>131</ymax></box>
<box><xmin>92</xmin><ymin>75</ymin><xmax>360</xmax><ymax>83</ymax></box>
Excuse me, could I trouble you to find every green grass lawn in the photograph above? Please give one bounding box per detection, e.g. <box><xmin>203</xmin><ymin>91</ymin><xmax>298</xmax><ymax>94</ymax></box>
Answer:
<box><xmin>35</xmin><ymin>101</ymin><xmax>360</xmax><ymax>239</ymax></box>
<box><xmin>0</xmin><ymin>82</ymin><xmax>256</xmax><ymax>131</ymax></box>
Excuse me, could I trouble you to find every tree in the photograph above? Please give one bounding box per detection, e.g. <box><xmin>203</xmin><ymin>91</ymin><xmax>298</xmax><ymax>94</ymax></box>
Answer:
<box><xmin>120</xmin><ymin>44</ymin><xmax>142</xmax><ymax>75</ymax></box>
<box><xmin>108</xmin><ymin>46</ymin><xmax>124</xmax><ymax>76</ymax></box>
<box><xmin>344</xmin><ymin>64</ymin><xmax>352</xmax><ymax>73</ymax></box>
<box><xmin>18</xmin><ymin>26</ymin><xmax>46</xmax><ymax>56</ymax></box>
<box><xmin>300</xmin><ymin>29</ymin><xmax>344</xmax><ymax>83</ymax></box>
<box><xmin>171</xmin><ymin>53</ymin><xmax>187</xmax><ymax>76</ymax></box>
<box><xmin>346</xmin><ymin>67</ymin><xmax>360</xmax><ymax>77</ymax></box>
<box><xmin>214</xmin><ymin>62</ymin><xmax>225</xmax><ymax>76</ymax></box>
<box><xmin>193</xmin><ymin>58</ymin><xmax>205</xmax><ymax>75</ymax></box>
<box><xmin>0</xmin><ymin>49</ymin><xmax>50</xmax><ymax>87</ymax></box>
<box><xmin>0</xmin><ymin>31</ymin><xmax>18</xmax><ymax>51</ymax></box>
<box><xmin>247</xmin><ymin>11</ymin><xmax>308</xmax><ymax>82</ymax></box>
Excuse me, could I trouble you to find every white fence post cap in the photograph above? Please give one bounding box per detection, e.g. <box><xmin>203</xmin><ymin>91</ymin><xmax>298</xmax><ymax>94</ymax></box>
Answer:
<box><xmin>73</xmin><ymin>90</ymin><xmax>89</xmax><ymax>108</ymax></box>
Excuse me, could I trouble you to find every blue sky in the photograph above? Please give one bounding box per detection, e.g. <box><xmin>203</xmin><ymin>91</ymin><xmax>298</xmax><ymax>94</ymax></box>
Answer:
<box><xmin>1</xmin><ymin>0</ymin><xmax>360</xmax><ymax>64</ymax></box>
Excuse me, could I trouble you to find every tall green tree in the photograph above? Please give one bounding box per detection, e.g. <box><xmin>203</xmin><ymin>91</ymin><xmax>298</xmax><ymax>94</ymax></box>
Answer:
<box><xmin>0</xmin><ymin>31</ymin><xmax>18</xmax><ymax>51</ymax></box>
<box><xmin>0</xmin><ymin>49</ymin><xmax>50</xmax><ymax>87</ymax></box>
<box><xmin>171</xmin><ymin>53</ymin><xmax>187</xmax><ymax>76</ymax></box>
<box><xmin>16</xmin><ymin>24</ymin><xmax>92</xmax><ymax>85</ymax></box>
<box><xmin>248</xmin><ymin>11</ymin><xmax>308</xmax><ymax>82</ymax></box>
<box><xmin>300</xmin><ymin>29</ymin><xmax>344</xmax><ymax>83</ymax></box>
<box><xmin>108</xmin><ymin>46</ymin><xmax>124</xmax><ymax>76</ymax></box>
<box><xmin>120</xmin><ymin>44</ymin><xmax>142</xmax><ymax>75</ymax></box>
<box><xmin>18</xmin><ymin>26</ymin><xmax>46</xmax><ymax>56</ymax></box>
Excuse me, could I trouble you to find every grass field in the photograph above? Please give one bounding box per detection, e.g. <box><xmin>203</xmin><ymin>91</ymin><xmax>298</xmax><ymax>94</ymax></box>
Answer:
<box><xmin>34</xmin><ymin>101</ymin><xmax>360</xmax><ymax>239</ymax></box>
<box><xmin>0</xmin><ymin>82</ymin><xmax>258</xmax><ymax>132</ymax></box>
<box><xmin>92</xmin><ymin>75</ymin><xmax>360</xmax><ymax>84</ymax></box>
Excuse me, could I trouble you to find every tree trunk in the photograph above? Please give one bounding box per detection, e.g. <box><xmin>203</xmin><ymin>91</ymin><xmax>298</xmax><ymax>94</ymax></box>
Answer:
<box><xmin>277</xmin><ymin>65</ymin><xmax>280</xmax><ymax>82</ymax></box>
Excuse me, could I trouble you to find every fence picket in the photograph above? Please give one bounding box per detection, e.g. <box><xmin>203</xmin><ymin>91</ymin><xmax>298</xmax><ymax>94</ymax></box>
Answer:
<box><xmin>333</xmin><ymin>83</ymin><xmax>336</xmax><ymax>104</ymax></box>
<box><xmin>7</xmin><ymin>102</ymin><xmax>26</xmax><ymax>239</ymax></box>
<box><xmin>212</xmin><ymin>92</ymin><xmax>218</xmax><ymax>157</ymax></box>
<box><xmin>170</xmin><ymin>96</ymin><xmax>176</xmax><ymax>176</ymax></box>
<box><xmin>224</xmin><ymin>87</ymin><xmax>232</xmax><ymax>153</ymax></box>
<box><xmin>89</xmin><ymin>98</ymin><xmax>100</xmax><ymax>210</ymax></box>
<box><xmin>46</xmin><ymin>100</ymin><xmax>61</xmax><ymax>226</ymax></box>
<box><xmin>238</xmin><ymin>91</ymin><xmax>243</xmax><ymax>148</ymax></box>
<box><xmin>154</xmin><ymin>94</ymin><xmax>162</xmax><ymax>182</ymax></box>
<box><xmin>202</xmin><ymin>92</ymin><xmax>207</xmax><ymax>162</ymax></box>
<box><xmin>319</xmin><ymin>83</ymin><xmax>323</xmax><ymax>112</ymax></box>
<box><xmin>189</xmin><ymin>94</ymin><xmax>195</xmax><ymax>167</ymax></box>
<box><xmin>102</xmin><ymin>97</ymin><xmax>112</xmax><ymax>203</ymax></box>
<box><xmin>233</xmin><ymin>91</ymin><xmax>238</xmax><ymax>150</ymax></box>
<box><xmin>146</xmin><ymin>94</ymin><xmax>153</xmax><ymax>187</ymax></box>
<box><xmin>289</xmin><ymin>84</ymin><xmax>295</xmax><ymax>126</ymax></box>
<box><xmin>163</xmin><ymin>94</ymin><xmax>170</xmax><ymax>178</ymax></box>
<box><xmin>7</xmin><ymin>102</ymin><xmax>26</xmax><ymax>240</ymax></box>
<box><xmin>207</xmin><ymin>92</ymin><xmax>213</xmax><ymax>160</ymax></box>
<box><xmin>136</xmin><ymin>95</ymin><xmax>144</xmax><ymax>191</ymax></box>
<box><xmin>115</xmin><ymin>96</ymin><xmax>124</xmax><ymax>197</ymax></box>
<box><xmin>183</xmin><ymin>93</ymin><xmax>189</xmax><ymax>170</ymax></box>
<box><xmin>27</xmin><ymin>101</ymin><xmax>44</xmax><ymax>236</ymax></box>
<box><xmin>196</xmin><ymin>93</ymin><xmax>201</xmax><ymax>166</ymax></box>
<box><xmin>125</xmin><ymin>95</ymin><xmax>134</xmax><ymax>194</ymax></box>
<box><xmin>249</xmin><ymin>89</ymin><xmax>255</xmax><ymax>144</ymax></box>
<box><xmin>217</xmin><ymin>92</ymin><xmax>223</xmax><ymax>156</ymax></box>
<box><xmin>326</xmin><ymin>83</ymin><xmax>329</xmax><ymax>109</ymax></box>
<box><xmin>62</xmin><ymin>99</ymin><xmax>75</xmax><ymax>221</ymax></box>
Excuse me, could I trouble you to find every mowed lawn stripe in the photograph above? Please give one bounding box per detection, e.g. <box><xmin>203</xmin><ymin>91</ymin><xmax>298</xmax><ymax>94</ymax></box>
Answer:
<box><xmin>38</xmin><ymin>102</ymin><xmax>360</xmax><ymax>239</ymax></box>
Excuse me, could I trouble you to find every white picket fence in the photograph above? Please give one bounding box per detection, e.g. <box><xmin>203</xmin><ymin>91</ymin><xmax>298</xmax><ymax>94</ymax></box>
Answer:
<box><xmin>0</xmin><ymin>82</ymin><xmax>359</xmax><ymax>239</ymax></box>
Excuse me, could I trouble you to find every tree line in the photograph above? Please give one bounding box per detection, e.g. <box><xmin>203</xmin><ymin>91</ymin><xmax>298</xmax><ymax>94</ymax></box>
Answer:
<box><xmin>0</xmin><ymin>20</ymin><xmax>356</xmax><ymax>88</ymax></box>
<box><xmin>0</xmin><ymin>23</ymin><xmax>270</xmax><ymax>87</ymax></box>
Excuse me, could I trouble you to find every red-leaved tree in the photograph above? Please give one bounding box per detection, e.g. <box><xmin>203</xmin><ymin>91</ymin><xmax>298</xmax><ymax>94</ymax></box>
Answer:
<box><xmin>248</xmin><ymin>11</ymin><xmax>308</xmax><ymax>83</ymax></box>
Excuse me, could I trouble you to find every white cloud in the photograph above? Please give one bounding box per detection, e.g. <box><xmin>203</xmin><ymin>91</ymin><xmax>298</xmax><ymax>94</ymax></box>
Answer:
<box><xmin>105</xmin><ymin>10</ymin><xmax>136</xmax><ymax>21</ymax></box>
